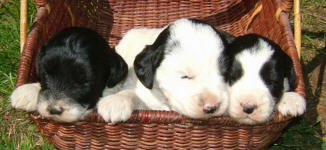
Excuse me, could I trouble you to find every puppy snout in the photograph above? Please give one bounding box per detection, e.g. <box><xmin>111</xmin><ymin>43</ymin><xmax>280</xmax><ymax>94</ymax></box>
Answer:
<box><xmin>201</xmin><ymin>91</ymin><xmax>220</xmax><ymax>114</ymax></box>
<box><xmin>203</xmin><ymin>101</ymin><xmax>220</xmax><ymax>114</ymax></box>
<box><xmin>203</xmin><ymin>104</ymin><xmax>218</xmax><ymax>114</ymax></box>
<box><xmin>242</xmin><ymin>105</ymin><xmax>257</xmax><ymax>114</ymax></box>
<box><xmin>48</xmin><ymin>107</ymin><xmax>63</xmax><ymax>115</ymax></box>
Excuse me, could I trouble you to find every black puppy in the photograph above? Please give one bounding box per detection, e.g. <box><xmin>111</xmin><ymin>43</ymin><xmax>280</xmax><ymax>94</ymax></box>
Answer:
<box><xmin>221</xmin><ymin>34</ymin><xmax>306</xmax><ymax>124</ymax></box>
<box><xmin>11</xmin><ymin>27</ymin><xmax>128</xmax><ymax>122</ymax></box>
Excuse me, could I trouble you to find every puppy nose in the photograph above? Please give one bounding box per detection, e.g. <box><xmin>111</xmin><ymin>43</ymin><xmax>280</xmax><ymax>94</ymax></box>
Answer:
<box><xmin>243</xmin><ymin>105</ymin><xmax>256</xmax><ymax>114</ymax></box>
<box><xmin>203</xmin><ymin>104</ymin><xmax>218</xmax><ymax>114</ymax></box>
<box><xmin>48</xmin><ymin>107</ymin><xmax>63</xmax><ymax>115</ymax></box>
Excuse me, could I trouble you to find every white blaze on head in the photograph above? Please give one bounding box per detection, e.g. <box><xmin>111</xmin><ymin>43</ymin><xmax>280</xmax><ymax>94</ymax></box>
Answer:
<box><xmin>228</xmin><ymin>39</ymin><xmax>277</xmax><ymax>124</ymax></box>
<box><xmin>154</xmin><ymin>19</ymin><xmax>230</xmax><ymax>118</ymax></box>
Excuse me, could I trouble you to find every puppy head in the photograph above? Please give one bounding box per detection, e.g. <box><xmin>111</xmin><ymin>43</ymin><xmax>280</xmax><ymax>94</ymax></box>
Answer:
<box><xmin>134</xmin><ymin>19</ymin><xmax>234</xmax><ymax>118</ymax></box>
<box><xmin>223</xmin><ymin>34</ymin><xmax>296</xmax><ymax>124</ymax></box>
<box><xmin>36</xmin><ymin>27</ymin><xmax>128</xmax><ymax>122</ymax></box>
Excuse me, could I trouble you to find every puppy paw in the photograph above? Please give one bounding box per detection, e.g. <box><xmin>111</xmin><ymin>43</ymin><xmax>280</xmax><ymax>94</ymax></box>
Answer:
<box><xmin>277</xmin><ymin>92</ymin><xmax>306</xmax><ymax>117</ymax></box>
<box><xmin>10</xmin><ymin>83</ymin><xmax>41</xmax><ymax>112</ymax></box>
<box><xmin>97</xmin><ymin>93</ymin><xmax>135</xmax><ymax>124</ymax></box>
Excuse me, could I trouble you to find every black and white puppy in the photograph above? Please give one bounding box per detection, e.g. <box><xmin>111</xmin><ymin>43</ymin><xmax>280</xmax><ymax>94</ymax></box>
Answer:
<box><xmin>98</xmin><ymin>18</ymin><xmax>234</xmax><ymax>123</ymax></box>
<box><xmin>11</xmin><ymin>27</ymin><xmax>128</xmax><ymax>122</ymax></box>
<box><xmin>221</xmin><ymin>34</ymin><xmax>306</xmax><ymax>125</ymax></box>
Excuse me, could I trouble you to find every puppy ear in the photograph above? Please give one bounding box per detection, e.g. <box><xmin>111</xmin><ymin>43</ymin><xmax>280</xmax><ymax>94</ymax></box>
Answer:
<box><xmin>285</xmin><ymin>59</ymin><xmax>297</xmax><ymax>91</ymax></box>
<box><xmin>133</xmin><ymin>27</ymin><xmax>169</xmax><ymax>89</ymax></box>
<box><xmin>134</xmin><ymin>44</ymin><xmax>165</xmax><ymax>89</ymax></box>
<box><xmin>36</xmin><ymin>46</ymin><xmax>48</xmax><ymax>86</ymax></box>
<box><xmin>106</xmin><ymin>50</ymin><xmax>128</xmax><ymax>88</ymax></box>
<box><xmin>216</xmin><ymin>30</ymin><xmax>235</xmax><ymax>44</ymax></box>
<box><xmin>275</xmin><ymin>45</ymin><xmax>297</xmax><ymax>91</ymax></box>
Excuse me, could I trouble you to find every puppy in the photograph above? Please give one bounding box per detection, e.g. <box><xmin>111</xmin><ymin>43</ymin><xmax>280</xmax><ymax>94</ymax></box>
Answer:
<box><xmin>221</xmin><ymin>34</ymin><xmax>306</xmax><ymax>125</ymax></box>
<box><xmin>98</xmin><ymin>18</ymin><xmax>234</xmax><ymax>123</ymax></box>
<box><xmin>11</xmin><ymin>27</ymin><xmax>128</xmax><ymax>122</ymax></box>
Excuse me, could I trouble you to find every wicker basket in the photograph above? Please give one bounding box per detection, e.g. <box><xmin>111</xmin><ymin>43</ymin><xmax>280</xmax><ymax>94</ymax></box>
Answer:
<box><xmin>17</xmin><ymin>0</ymin><xmax>305</xmax><ymax>149</ymax></box>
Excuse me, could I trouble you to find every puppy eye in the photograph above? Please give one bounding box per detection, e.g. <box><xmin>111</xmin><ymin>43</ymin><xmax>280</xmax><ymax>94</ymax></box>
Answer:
<box><xmin>181</xmin><ymin>75</ymin><xmax>194</xmax><ymax>79</ymax></box>
<box><xmin>265</xmin><ymin>79</ymin><xmax>278</xmax><ymax>86</ymax></box>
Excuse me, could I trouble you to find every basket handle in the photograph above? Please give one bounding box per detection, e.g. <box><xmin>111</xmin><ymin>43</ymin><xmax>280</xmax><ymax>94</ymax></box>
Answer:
<box><xmin>20</xmin><ymin>0</ymin><xmax>48</xmax><ymax>53</ymax></box>
<box><xmin>245</xmin><ymin>2</ymin><xmax>262</xmax><ymax>32</ymax></box>
<box><xmin>293</xmin><ymin>0</ymin><xmax>301</xmax><ymax>58</ymax></box>
<box><xmin>20</xmin><ymin>0</ymin><xmax>28</xmax><ymax>53</ymax></box>
<box><xmin>20</xmin><ymin>0</ymin><xmax>302</xmax><ymax>58</ymax></box>
<box><xmin>20</xmin><ymin>0</ymin><xmax>72</xmax><ymax>54</ymax></box>
<box><xmin>276</xmin><ymin>0</ymin><xmax>301</xmax><ymax>58</ymax></box>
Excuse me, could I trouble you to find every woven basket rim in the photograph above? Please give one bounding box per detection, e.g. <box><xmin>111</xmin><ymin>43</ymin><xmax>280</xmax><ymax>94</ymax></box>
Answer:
<box><xmin>15</xmin><ymin>0</ymin><xmax>304</xmax><ymax>149</ymax></box>
<box><xmin>17</xmin><ymin>0</ymin><xmax>304</xmax><ymax>128</ymax></box>
<box><xmin>29</xmin><ymin>109</ymin><xmax>293</xmax><ymax>126</ymax></box>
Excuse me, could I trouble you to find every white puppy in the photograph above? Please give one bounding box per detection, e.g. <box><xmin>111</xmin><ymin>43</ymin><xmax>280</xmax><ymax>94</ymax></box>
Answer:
<box><xmin>98</xmin><ymin>18</ymin><xmax>235</xmax><ymax>123</ymax></box>
<box><xmin>221</xmin><ymin>34</ymin><xmax>306</xmax><ymax>125</ymax></box>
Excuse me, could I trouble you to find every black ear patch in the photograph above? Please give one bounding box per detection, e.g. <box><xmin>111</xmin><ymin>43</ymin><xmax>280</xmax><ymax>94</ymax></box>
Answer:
<box><xmin>106</xmin><ymin>50</ymin><xmax>128</xmax><ymax>88</ymax></box>
<box><xmin>134</xmin><ymin>27</ymin><xmax>170</xmax><ymax>89</ymax></box>
<box><xmin>257</xmin><ymin>35</ymin><xmax>297</xmax><ymax>99</ymax></box>
<box><xmin>260</xmin><ymin>36</ymin><xmax>297</xmax><ymax>92</ymax></box>
<box><xmin>36</xmin><ymin>47</ymin><xmax>47</xmax><ymax>87</ymax></box>
<box><xmin>260</xmin><ymin>59</ymin><xmax>284</xmax><ymax>99</ymax></box>
<box><xmin>218</xmin><ymin>52</ymin><xmax>244</xmax><ymax>85</ymax></box>
<box><xmin>228</xmin><ymin>60</ymin><xmax>244</xmax><ymax>85</ymax></box>
<box><xmin>215</xmin><ymin>29</ymin><xmax>235</xmax><ymax>45</ymax></box>
<box><xmin>277</xmin><ymin>49</ymin><xmax>297</xmax><ymax>91</ymax></box>
<box><xmin>286</xmin><ymin>62</ymin><xmax>297</xmax><ymax>91</ymax></box>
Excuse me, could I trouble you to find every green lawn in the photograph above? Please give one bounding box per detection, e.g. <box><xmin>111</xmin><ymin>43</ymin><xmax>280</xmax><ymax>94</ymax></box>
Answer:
<box><xmin>0</xmin><ymin>0</ymin><xmax>55</xmax><ymax>149</ymax></box>
<box><xmin>0</xmin><ymin>0</ymin><xmax>325</xmax><ymax>149</ymax></box>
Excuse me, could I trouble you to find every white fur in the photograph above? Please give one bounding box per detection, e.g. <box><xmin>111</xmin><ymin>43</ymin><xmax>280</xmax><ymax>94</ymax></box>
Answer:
<box><xmin>228</xmin><ymin>39</ymin><xmax>306</xmax><ymax>124</ymax></box>
<box><xmin>115</xmin><ymin>28</ymin><xmax>165</xmax><ymax>68</ymax></box>
<box><xmin>98</xmin><ymin>18</ymin><xmax>229</xmax><ymax>123</ymax></box>
<box><xmin>228</xmin><ymin>40</ymin><xmax>278</xmax><ymax>124</ymax></box>
<box><xmin>277</xmin><ymin>92</ymin><xmax>306</xmax><ymax>116</ymax></box>
<box><xmin>11</xmin><ymin>83</ymin><xmax>91</xmax><ymax>122</ymax></box>
<box><xmin>98</xmin><ymin>89</ymin><xmax>147</xmax><ymax>123</ymax></box>
<box><xmin>155</xmin><ymin>22</ymin><xmax>229</xmax><ymax>118</ymax></box>
<box><xmin>10</xmin><ymin>83</ymin><xmax>41</xmax><ymax>112</ymax></box>
<box><xmin>98</xmin><ymin>27</ymin><xmax>170</xmax><ymax>123</ymax></box>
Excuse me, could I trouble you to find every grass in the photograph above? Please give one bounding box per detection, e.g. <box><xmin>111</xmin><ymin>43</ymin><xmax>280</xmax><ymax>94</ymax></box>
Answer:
<box><xmin>269</xmin><ymin>0</ymin><xmax>326</xmax><ymax>149</ymax></box>
<box><xmin>0</xmin><ymin>0</ymin><xmax>55</xmax><ymax>149</ymax></box>
<box><xmin>0</xmin><ymin>0</ymin><xmax>325</xmax><ymax>149</ymax></box>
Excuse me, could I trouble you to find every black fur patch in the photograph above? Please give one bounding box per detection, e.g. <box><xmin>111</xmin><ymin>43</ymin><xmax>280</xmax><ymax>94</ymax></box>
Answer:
<box><xmin>134</xmin><ymin>26</ymin><xmax>170</xmax><ymax>89</ymax></box>
<box><xmin>222</xmin><ymin>33</ymin><xmax>296</xmax><ymax>100</ymax></box>
<box><xmin>135</xmin><ymin>19</ymin><xmax>235</xmax><ymax>89</ymax></box>
<box><xmin>228</xmin><ymin>60</ymin><xmax>244</xmax><ymax>85</ymax></box>
<box><xmin>36</xmin><ymin>27</ymin><xmax>127</xmax><ymax>109</ymax></box>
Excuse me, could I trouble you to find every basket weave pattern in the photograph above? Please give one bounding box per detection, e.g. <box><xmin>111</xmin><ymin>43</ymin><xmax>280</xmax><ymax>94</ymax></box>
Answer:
<box><xmin>17</xmin><ymin>0</ymin><xmax>304</xmax><ymax>149</ymax></box>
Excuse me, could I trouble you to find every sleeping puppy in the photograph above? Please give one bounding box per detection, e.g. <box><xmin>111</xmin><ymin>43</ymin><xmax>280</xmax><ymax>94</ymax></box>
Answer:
<box><xmin>221</xmin><ymin>34</ymin><xmax>306</xmax><ymax>125</ymax></box>
<box><xmin>11</xmin><ymin>27</ymin><xmax>128</xmax><ymax>122</ymax></box>
<box><xmin>98</xmin><ymin>18</ymin><xmax>234</xmax><ymax>123</ymax></box>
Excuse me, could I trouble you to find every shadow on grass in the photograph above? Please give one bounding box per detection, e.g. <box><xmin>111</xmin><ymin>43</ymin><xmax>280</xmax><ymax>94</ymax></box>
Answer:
<box><xmin>270</xmin><ymin>30</ymin><xmax>325</xmax><ymax>149</ymax></box>
<box><xmin>302</xmin><ymin>30</ymin><xmax>326</xmax><ymax>40</ymax></box>
<box><xmin>301</xmin><ymin>30</ymin><xmax>325</xmax><ymax>125</ymax></box>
